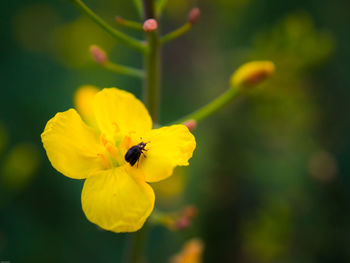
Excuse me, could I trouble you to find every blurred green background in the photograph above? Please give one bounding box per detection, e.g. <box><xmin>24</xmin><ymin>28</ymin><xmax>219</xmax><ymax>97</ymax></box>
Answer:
<box><xmin>1</xmin><ymin>0</ymin><xmax>350</xmax><ymax>262</ymax></box>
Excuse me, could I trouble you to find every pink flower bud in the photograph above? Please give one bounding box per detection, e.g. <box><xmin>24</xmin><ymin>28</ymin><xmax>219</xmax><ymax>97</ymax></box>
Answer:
<box><xmin>89</xmin><ymin>45</ymin><xmax>107</xmax><ymax>64</ymax></box>
<box><xmin>183</xmin><ymin>119</ymin><xmax>197</xmax><ymax>132</ymax></box>
<box><xmin>182</xmin><ymin>205</ymin><xmax>198</xmax><ymax>218</ymax></box>
<box><xmin>115</xmin><ymin>16</ymin><xmax>123</xmax><ymax>24</ymax></box>
<box><xmin>188</xmin><ymin>8</ymin><xmax>200</xmax><ymax>24</ymax></box>
<box><xmin>174</xmin><ymin>216</ymin><xmax>190</xmax><ymax>230</ymax></box>
<box><xmin>173</xmin><ymin>205</ymin><xmax>198</xmax><ymax>230</ymax></box>
<box><xmin>143</xmin><ymin>19</ymin><xmax>158</xmax><ymax>32</ymax></box>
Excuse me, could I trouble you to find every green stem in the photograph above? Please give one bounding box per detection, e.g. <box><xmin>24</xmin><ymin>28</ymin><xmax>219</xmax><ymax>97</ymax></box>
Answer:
<box><xmin>132</xmin><ymin>0</ymin><xmax>143</xmax><ymax>18</ymax></box>
<box><xmin>127</xmin><ymin>1</ymin><xmax>160</xmax><ymax>262</ymax></box>
<box><xmin>69</xmin><ymin>0</ymin><xmax>147</xmax><ymax>53</ymax></box>
<box><xmin>116</xmin><ymin>17</ymin><xmax>144</xmax><ymax>31</ymax></box>
<box><xmin>126</xmin><ymin>225</ymin><xmax>149</xmax><ymax>263</ymax></box>
<box><xmin>174</xmin><ymin>88</ymin><xmax>240</xmax><ymax>124</ymax></box>
<box><xmin>142</xmin><ymin>0</ymin><xmax>155</xmax><ymax>18</ymax></box>
<box><xmin>161</xmin><ymin>23</ymin><xmax>192</xmax><ymax>44</ymax></box>
<box><xmin>144</xmin><ymin>31</ymin><xmax>161</xmax><ymax>123</ymax></box>
<box><xmin>156</xmin><ymin>0</ymin><xmax>169</xmax><ymax>17</ymax></box>
<box><xmin>103</xmin><ymin>61</ymin><xmax>145</xmax><ymax>78</ymax></box>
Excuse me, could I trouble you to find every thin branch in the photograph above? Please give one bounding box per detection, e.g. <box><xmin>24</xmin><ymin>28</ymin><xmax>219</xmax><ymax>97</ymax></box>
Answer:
<box><xmin>69</xmin><ymin>0</ymin><xmax>147</xmax><ymax>53</ymax></box>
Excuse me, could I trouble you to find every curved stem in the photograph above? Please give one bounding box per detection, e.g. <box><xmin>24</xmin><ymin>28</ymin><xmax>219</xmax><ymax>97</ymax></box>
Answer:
<box><xmin>173</xmin><ymin>88</ymin><xmax>240</xmax><ymax>124</ymax></box>
<box><xmin>116</xmin><ymin>17</ymin><xmax>144</xmax><ymax>31</ymax></box>
<box><xmin>156</xmin><ymin>0</ymin><xmax>169</xmax><ymax>17</ymax></box>
<box><xmin>69</xmin><ymin>0</ymin><xmax>147</xmax><ymax>53</ymax></box>
<box><xmin>132</xmin><ymin>0</ymin><xmax>143</xmax><ymax>18</ymax></box>
<box><xmin>161</xmin><ymin>23</ymin><xmax>192</xmax><ymax>44</ymax></box>
<box><xmin>103</xmin><ymin>61</ymin><xmax>145</xmax><ymax>78</ymax></box>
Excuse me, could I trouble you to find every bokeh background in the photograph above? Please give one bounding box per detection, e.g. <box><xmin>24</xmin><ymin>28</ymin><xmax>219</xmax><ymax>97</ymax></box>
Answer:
<box><xmin>1</xmin><ymin>0</ymin><xmax>350</xmax><ymax>262</ymax></box>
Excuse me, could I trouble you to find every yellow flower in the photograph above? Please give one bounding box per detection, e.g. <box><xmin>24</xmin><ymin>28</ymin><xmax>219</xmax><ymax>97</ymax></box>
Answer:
<box><xmin>41</xmin><ymin>88</ymin><xmax>196</xmax><ymax>233</ymax></box>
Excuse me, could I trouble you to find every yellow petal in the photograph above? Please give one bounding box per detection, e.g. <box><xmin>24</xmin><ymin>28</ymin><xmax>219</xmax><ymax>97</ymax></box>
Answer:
<box><xmin>136</xmin><ymin>125</ymin><xmax>196</xmax><ymax>183</ymax></box>
<box><xmin>93</xmin><ymin>88</ymin><xmax>152</xmax><ymax>139</ymax></box>
<box><xmin>41</xmin><ymin>109</ymin><xmax>106</xmax><ymax>179</ymax></box>
<box><xmin>81</xmin><ymin>167</ymin><xmax>155</xmax><ymax>233</ymax></box>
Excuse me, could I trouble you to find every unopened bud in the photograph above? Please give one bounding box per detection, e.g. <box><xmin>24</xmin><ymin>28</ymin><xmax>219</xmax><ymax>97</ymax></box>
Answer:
<box><xmin>143</xmin><ymin>19</ymin><xmax>158</xmax><ymax>32</ymax></box>
<box><xmin>182</xmin><ymin>205</ymin><xmax>198</xmax><ymax>218</ymax></box>
<box><xmin>115</xmin><ymin>16</ymin><xmax>123</xmax><ymax>23</ymax></box>
<box><xmin>89</xmin><ymin>45</ymin><xmax>107</xmax><ymax>64</ymax></box>
<box><xmin>171</xmin><ymin>238</ymin><xmax>204</xmax><ymax>263</ymax></box>
<box><xmin>174</xmin><ymin>217</ymin><xmax>190</xmax><ymax>230</ymax></box>
<box><xmin>183</xmin><ymin>119</ymin><xmax>197</xmax><ymax>131</ymax></box>
<box><xmin>188</xmin><ymin>8</ymin><xmax>200</xmax><ymax>24</ymax></box>
<box><xmin>174</xmin><ymin>205</ymin><xmax>198</xmax><ymax>230</ymax></box>
<box><xmin>230</xmin><ymin>61</ymin><xmax>275</xmax><ymax>88</ymax></box>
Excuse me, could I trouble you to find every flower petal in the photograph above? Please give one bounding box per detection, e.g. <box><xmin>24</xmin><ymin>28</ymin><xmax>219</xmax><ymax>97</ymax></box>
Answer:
<box><xmin>81</xmin><ymin>167</ymin><xmax>155</xmax><ymax>233</ymax></box>
<box><xmin>41</xmin><ymin>109</ymin><xmax>106</xmax><ymax>179</ymax></box>
<box><xmin>93</xmin><ymin>88</ymin><xmax>152</xmax><ymax>138</ymax></box>
<box><xmin>136</xmin><ymin>125</ymin><xmax>196</xmax><ymax>182</ymax></box>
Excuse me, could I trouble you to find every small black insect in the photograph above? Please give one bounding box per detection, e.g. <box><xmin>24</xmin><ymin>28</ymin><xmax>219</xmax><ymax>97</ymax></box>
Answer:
<box><xmin>124</xmin><ymin>142</ymin><xmax>148</xmax><ymax>167</ymax></box>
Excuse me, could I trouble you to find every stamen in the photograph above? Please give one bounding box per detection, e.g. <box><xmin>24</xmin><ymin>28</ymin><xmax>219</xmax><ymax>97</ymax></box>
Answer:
<box><xmin>105</xmin><ymin>141</ymin><xmax>121</xmax><ymax>159</ymax></box>
<box><xmin>101</xmin><ymin>134</ymin><xmax>108</xmax><ymax>146</ymax></box>
<box><xmin>121</xmin><ymin>135</ymin><xmax>132</xmax><ymax>151</ymax></box>
<box><xmin>112</xmin><ymin>122</ymin><xmax>120</xmax><ymax>133</ymax></box>
<box><xmin>97</xmin><ymin>153</ymin><xmax>111</xmax><ymax>169</ymax></box>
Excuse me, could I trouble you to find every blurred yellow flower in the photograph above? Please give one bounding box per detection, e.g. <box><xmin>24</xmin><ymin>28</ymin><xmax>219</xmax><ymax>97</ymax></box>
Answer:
<box><xmin>74</xmin><ymin>85</ymin><xmax>100</xmax><ymax>127</ymax></box>
<box><xmin>41</xmin><ymin>88</ymin><xmax>196</xmax><ymax>233</ymax></box>
<box><xmin>171</xmin><ymin>238</ymin><xmax>204</xmax><ymax>263</ymax></box>
<box><xmin>153</xmin><ymin>167</ymin><xmax>186</xmax><ymax>205</ymax></box>
<box><xmin>1</xmin><ymin>142</ymin><xmax>40</xmax><ymax>191</ymax></box>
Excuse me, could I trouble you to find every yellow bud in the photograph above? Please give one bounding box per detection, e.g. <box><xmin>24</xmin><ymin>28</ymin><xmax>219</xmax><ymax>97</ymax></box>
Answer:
<box><xmin>230</xmin><ymin>61</ymin><xmax>275</xmax><ymax>88</ymax></box>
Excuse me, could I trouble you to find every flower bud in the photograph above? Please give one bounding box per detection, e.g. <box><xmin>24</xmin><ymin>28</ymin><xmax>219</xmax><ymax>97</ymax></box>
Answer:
<box><xmin>89</xmin><ymin>45</ymin><xmax>107</xmax><ymax>64</ymax></box>
<box><xmin>115</xmin><ymin>16</ymin><xmax>123</xmax><ymax>23</ymax></box>
<box><xmin>188</xmin><ymin>8</ymin><xmax>200</xmax><ymax>24</ymax></box>
<box><xmin>174</xmin><ymin>205</ymin><xmax>198</xmax><ymax>230</ymax></box>
<box><xmin>183</xmin><ymin>119</ymin><xmax>197</xmax><ymax>132</ymax></box>
<box><xmin>143</xmin><ymin>19</ymin><xmax>158</xmax><ymax>32</ymax></box>
<box><xmin>230</xmin><ymin>61</ymin><xmax>275</xmax><ymax>88</ymax></box>
<box><xmin>171</xmin><ymin>238</ymin><xmax>204</xmax><ymax>263</ymax></box>
<box><xmin>174</xmin><ymin>216</ymin><xmax>190</xmax><ymax>230</ymax></box>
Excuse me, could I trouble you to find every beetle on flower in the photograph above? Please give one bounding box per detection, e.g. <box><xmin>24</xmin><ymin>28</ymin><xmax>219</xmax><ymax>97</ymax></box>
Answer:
<box><xmin>41</xmin><ymin>88</ymin><xmax>196</xmax><ymax>233</ymax></box>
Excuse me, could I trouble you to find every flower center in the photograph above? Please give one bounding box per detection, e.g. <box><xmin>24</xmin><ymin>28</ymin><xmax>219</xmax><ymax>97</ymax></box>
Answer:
<box><xmin>97</xmin><ymin>131</ymin><xmax>140</xmax><ymax>169</ymax></box>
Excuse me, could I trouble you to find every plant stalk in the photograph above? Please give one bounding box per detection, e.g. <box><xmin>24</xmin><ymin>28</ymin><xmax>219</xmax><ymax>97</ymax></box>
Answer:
<box><xmin>174</xmin><ymin>88</ymin><xmax>240</xmax><ymax>124</ymax></box>
<box><xmin>128</xmin><ymin>1</ymin><xmax>160</xmax><ymax>262</ymax></box>
<box><xmin>144</xmin><ymin>31</ymin><xmax>161</xmax><ymax>123</ymax></box>
<box><xmin>126</xmin><ymin>225</ymin><xmax>149</xmax><ymax>263</ymax></box>
<box><xmin>69</xmin><ymin>0</ymin><xmax>146</xmax><ymax>53</ymax></box>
